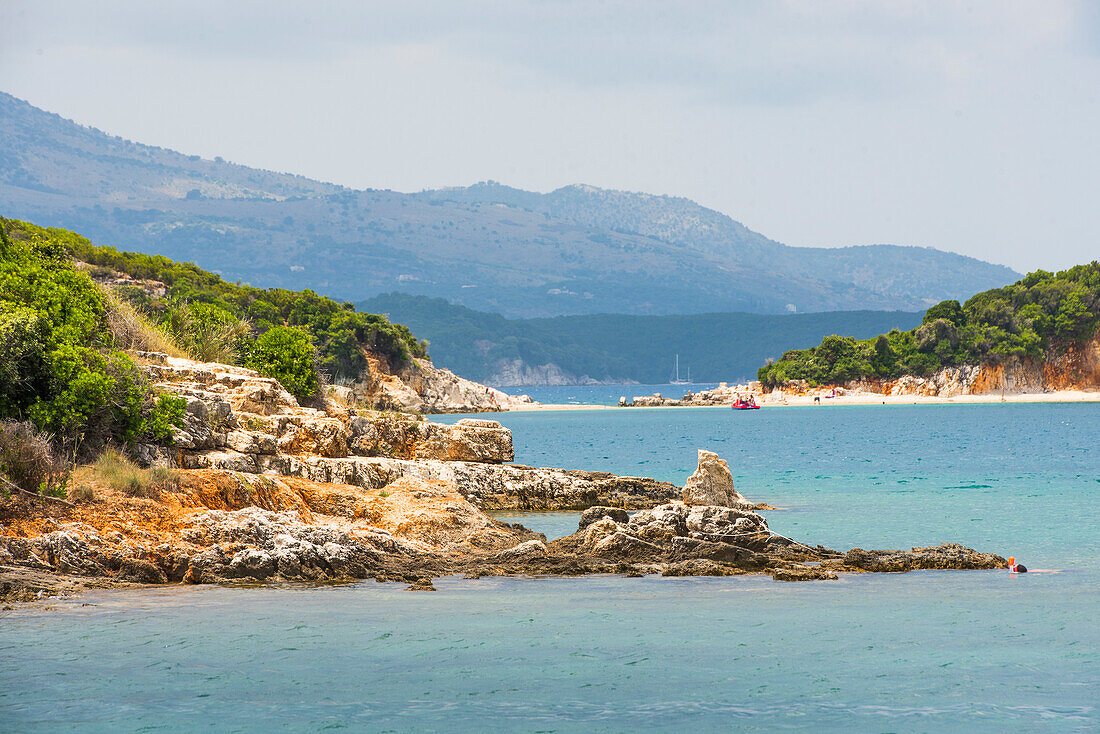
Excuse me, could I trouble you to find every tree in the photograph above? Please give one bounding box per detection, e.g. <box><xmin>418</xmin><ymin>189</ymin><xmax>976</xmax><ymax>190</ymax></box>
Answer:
<box><xmin>246</xmin><ymin>326</ymin><xmax>320</xmax><ymax>401</ymax></box>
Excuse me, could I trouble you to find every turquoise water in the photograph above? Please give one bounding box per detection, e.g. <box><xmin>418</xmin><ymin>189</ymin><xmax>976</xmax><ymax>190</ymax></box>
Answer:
<box><xmin>3</xmin><ymin>403</ymin><xmax>1098</xmax><ymax>732</ymax></box>
<box><xmin>497</xmin><ymin>383</ymin><xmax>722</xmax><ymax>406</ymax></box>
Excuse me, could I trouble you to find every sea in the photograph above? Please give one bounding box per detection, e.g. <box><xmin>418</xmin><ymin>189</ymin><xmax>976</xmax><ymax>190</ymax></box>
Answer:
<box><xmin>2</xmin><ymin>396</ymin><xmax>1097</xmax><ymax>732</ymax></box>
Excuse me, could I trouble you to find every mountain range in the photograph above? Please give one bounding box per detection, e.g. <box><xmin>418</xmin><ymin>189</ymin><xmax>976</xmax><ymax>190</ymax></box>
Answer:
<box><xmin>0</xmin><ymin>91</ymin><xmax>1019</xmax><ymax>318</ymax></box>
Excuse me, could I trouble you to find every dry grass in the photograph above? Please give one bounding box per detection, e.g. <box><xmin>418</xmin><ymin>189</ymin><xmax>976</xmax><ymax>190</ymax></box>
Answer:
<box><xmin>100</xmin><ymin>287</ymin><xmax>190</xmax><ymax>358</ymax></box>
<box><xmin>325</xmin><ymin>384</ymin><xmax>362</xmax><ymax>411</ymax></box>
<box><xmin>67</xmin><ymin>483</ymin><xmax>95</xmax><ymax>502</ymax></box>
<box><xmin>92</xmin><ymin>449</ymin><xmax>180</xmax><ymax>499</ymax></box>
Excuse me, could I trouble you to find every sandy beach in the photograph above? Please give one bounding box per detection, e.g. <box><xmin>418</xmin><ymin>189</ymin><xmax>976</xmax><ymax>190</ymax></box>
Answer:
<box><xmin>506</xmin><ymin>389</ymin><xmax>1100</xmax><ymax>411</ymax></box>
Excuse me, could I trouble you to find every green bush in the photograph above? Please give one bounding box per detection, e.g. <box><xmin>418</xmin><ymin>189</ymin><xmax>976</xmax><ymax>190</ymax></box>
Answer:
<box><xmin>162</xmin><ymin>300</ymin><xmax>251</xmax><ymax>363</ymax></box>
<box><xmin>246</xmin><ymin>326</ymin><xmax>321</xmax><ymax>401</ymax></box>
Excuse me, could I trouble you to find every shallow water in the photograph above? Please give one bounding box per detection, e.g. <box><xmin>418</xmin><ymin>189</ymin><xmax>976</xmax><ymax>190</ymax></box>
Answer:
<box><xmin>3</xmin><ymin>403</ymin><xmax>1098</xmax><ymax>732</ymax></box>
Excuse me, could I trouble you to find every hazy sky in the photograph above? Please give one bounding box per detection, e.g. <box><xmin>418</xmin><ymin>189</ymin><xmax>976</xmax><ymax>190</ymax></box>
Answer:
<box><xmin>2</xmin><ymin>1</ymin><xmax>1098</xmax><ymax>271</ymax></box>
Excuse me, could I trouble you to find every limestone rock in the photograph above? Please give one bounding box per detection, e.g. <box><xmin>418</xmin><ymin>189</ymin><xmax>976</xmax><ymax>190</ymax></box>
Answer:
<box><xmin>416</xmin><ymin>419</ymin><xmax>514</xmax><ymax>463</ymax></box>
<box><xmin>682</xmin><ymin>450</ymin><xmax>748</xmax><ymax>507</ymax></box>
<box><xmin>578</xmin><ymin>506</ymin><xmax>630</xmax><ymax>529</ymax></box>
<box><xmin>581</xmin><ymin>516</ymin><xmax>623</xmax><ymax>548</ymax></box>
<box><xmin>772</xmin><ymin>566</ymin><xmax>838</xmax><ymax>582</ymax></box>
<box><xmin>351</xmin><ymin>356</ymin><xmax>536</xmax><ymax>414</ymax></box>
<box><xmin>661</xmin><ymin>559</ymin><xmax>741</xmax><ymax>577</ymax></box>
<box><xmin>667</xmin><ymin>537</ymin><xmax>769</xmax><ymax>568</ymax></box>
<box><xmin>591</xmin><ymin>531</ymin><xmax>663</xmax><ymax>560</ymax></box>
<box><xmin>490</xmin><ymin>539</ymin><xmax>549</xmax><ymax>562</ymax></box>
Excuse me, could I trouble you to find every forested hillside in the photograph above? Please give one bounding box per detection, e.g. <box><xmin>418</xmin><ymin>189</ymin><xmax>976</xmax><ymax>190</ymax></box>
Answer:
<box><xmin>361</xmin><ymin>292</ymin><xmax>923</xmax><ymax>385</ymax></box>
<box><xmin>757</xmin><ymin>263</ymin><xmax>1100</xmax><ymax>387</ymax></box>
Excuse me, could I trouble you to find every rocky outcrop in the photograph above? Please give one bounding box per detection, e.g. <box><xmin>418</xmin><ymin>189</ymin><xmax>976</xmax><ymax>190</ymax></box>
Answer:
<box><xmin>0</xmin><ymin>468</ymin><xmax>1007</xmax><ymax>590</ymax></box>
<box><xmin>0</xmin><ymin>353</ymin><xmax>1010</xmax><ymax>595</ymax></box>
<box><xmin>160</xmin><ymin>452</ymin><xmax>677</xmax><ymax>511</ymax></box>
<box><xmin>829</xmin><ymin>544</ymin><xmax>1006</xmax><ymax>573</ymax></box>
<box><xmin>138</xmin><ymin>353</ymin><xmax>514</xmax><ymax>464</ymax></box>
<box><xmin>130</xmin><ymin>354</ymin><xmax>678</xmax><ymax>512</ymax></box>
<box><xmin>681</xmin><ymin>450</ymin><xmax>748</xmax><ymax>508</ymax></box>
<box><xmin>0</xmin><ymin>471</ymin><xmax>545</xmax><ymax>586</ymax></box>
<box><xmin>624</xmin><ymin>383</ymin><xmax>760</xmax><ymax>407</ymax></box>
<box><xmin>348</xmin><ymin>355</ymin><xmax>535</xmax><ymax>414</ymax></box>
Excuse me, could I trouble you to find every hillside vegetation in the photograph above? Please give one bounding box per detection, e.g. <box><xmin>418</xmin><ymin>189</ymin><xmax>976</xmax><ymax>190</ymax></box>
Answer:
<box><xmin>757</xmin><ymin>263</ymin><xmax>1100</xmax><ymax>388</ymax></box>
<box><xmin>362</xmin><ymin>292</ymin><xmax>924</xmax><ymax>385</ymax></box>
<box><xmin>1</xmin><ymin>92</ymin><xmax>1018</xmax><ymax>317</ymax></box>
<box><xmin>4</xmin><ymin>218</ymin><xmax>427</xmax><ymax>396</ymax></box>
<box><xmin>0</xmin><ymin>219</ymin><xmax>184</xmax><ymax>480</ymax></box>
<box><xmin>61</xmin><ymin>223</ymin><xmax>425</xmax><ymax>375</ymax></box>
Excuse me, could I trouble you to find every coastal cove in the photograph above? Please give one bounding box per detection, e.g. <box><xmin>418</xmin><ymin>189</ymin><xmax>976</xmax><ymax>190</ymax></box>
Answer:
<box><xmin>4</xmin><ymin>402</ymin><xmax>1097</xmax><ymax>732</ymax></box>
<box><xmin>436</xmin><ymin>402</ymin><xmax>1100</xmax><ymax>568</ymax></box>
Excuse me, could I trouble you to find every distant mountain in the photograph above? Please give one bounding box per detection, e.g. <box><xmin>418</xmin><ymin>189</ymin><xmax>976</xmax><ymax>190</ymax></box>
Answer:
<box><xmin>0</xmin><ymin>92</ymin><xmax>1019</xmax><ymax>317</ymax></box>
<box><xmin>361</xmin><ymin>292</ymin><xmax>925</xmax><ymax>385</ymax></box>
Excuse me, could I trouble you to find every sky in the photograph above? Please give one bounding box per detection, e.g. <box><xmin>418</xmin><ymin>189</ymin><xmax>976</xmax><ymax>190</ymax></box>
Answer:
<box><xmin>1</xmin><ymin>0</ymin><xmax>1098</xmax><ymax>272</ymax></box>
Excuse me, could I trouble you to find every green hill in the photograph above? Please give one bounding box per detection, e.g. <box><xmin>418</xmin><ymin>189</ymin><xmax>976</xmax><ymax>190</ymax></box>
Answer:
<box><xmin>757</xmin><ymin>263</ymin><xmax>1100</xmax><ymax>387</ymax></box>
<box><xmin>360</xmin><ymin>292</ymin><xmax>924</xmax><ymax>385</ymax></box>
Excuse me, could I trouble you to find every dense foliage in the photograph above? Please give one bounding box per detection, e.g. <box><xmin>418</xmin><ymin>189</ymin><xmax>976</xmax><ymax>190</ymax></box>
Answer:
<box><xmin>14</xmin><ymin>220</ymin><xmax>427</xmax><ymax>385</ymax></box>
<box><xmin>757</xmin><ymin>263</ymin><xmax>1100</xmax><ymax>388</ymax></box>
<box><xmin>361</xmin><ymin>292</ymin><xmax>925</xmax><ymax>384</ymax></box>
<box><xmin>0</xmin><ymin>219</ymin><xmax>184</xmax><ymax>460</ymax></box>
<box><xmin>246</xmin><ymin>326</ymin><xmax>320</xmax><ymax>400</ymax></box>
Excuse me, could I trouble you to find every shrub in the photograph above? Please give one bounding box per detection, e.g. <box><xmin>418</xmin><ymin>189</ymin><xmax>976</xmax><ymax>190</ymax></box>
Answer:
<box><xmin>68</xmin><ymin>483</ymin><xmax>95</xmax><ymax>502</ymax></box>
<box><xmin>246</xmin><ymin>325</ymin><xmax>321</xmax><ymax>401</ymax></box>
<box><xmin>0</xmin><ymin>420</ymin><xmax>70</xmax><ymax>495</ymax></box>
<box><xmin>162</xmin><ymin>300</ymin><xmax>251</xmax><ymax>364</ymax></box>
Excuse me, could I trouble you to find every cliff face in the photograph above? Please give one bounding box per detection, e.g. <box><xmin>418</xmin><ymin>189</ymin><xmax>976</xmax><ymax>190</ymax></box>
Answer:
<box><xmin>486</xmin><ymin>358</ymin><xmax>628</xmax><ymax>387</ymax></box>
<box><xmin>330</xmin><ymin>355</ymin><xmax>534</xmax><ymax>413</ymax></box>
<box><xmin>842</xmin><ymin>336</ymin><xmax>1100</xmax><ymax>397</ymax></box>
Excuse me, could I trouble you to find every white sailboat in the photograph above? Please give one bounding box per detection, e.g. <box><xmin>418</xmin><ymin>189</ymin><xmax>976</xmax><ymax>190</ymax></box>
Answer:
<box><xmin>669</xmin><ymin>354</ymin><xmax>692</xmax><ymax>384</ymax></box>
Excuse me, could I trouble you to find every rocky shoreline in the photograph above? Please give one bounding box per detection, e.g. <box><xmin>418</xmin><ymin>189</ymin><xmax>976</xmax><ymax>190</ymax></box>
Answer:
<box><xmin>0</xmin><ymin>356</ymin><xmax>1008</xmax><ymax>605</ymax></box>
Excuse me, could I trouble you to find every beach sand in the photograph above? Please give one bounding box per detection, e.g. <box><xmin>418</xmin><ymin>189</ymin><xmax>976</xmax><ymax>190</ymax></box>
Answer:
<box><xmin>505</xmin><ymin>389</ymin><xmax>1100</xmax><ymax>411</ymax></box>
